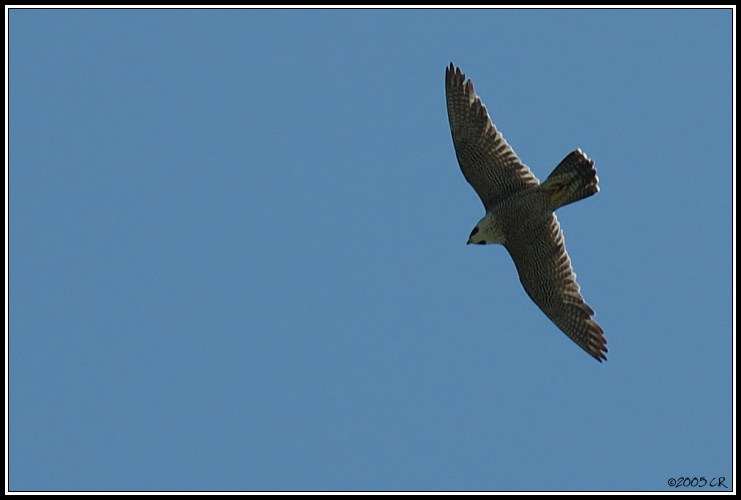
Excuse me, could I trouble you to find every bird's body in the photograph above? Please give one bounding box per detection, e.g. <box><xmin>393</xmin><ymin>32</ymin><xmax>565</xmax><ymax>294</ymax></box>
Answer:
<box><xmin>468</xmin><ymin>186</ymin><xmax>550</xmax><ymax>246</ymax></box>
<box><xmin>445</xmin><ymin>62</ymin><xmax>607</xmax><ymax>361</ymax></box>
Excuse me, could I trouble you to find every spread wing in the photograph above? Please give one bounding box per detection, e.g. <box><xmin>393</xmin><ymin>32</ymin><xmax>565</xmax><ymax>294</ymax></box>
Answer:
<box><xmin>505</xmin><ymin>214</ymin><xmax>608</xmax><ymax>361</ymax></box>
<box><xmin>445</xmin><ymin>63</ymin><xmax>540</xmax><ymax>209</ymax></box>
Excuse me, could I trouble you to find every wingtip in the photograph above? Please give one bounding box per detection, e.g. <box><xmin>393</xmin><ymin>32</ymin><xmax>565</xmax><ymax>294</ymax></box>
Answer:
<box><xmin>446</xmin><ymin>62</ymin><xmax>465</xmax><ymax>83</ymax></box>
<box><xmin>589</xmin><ymin>328</ymin><xmax>608</xmax><ymax>362</ymax></box>
<box><xmin>588</xmin><ymin>342</ymin><xmax>608</xmax><ymax>362</ymax></box>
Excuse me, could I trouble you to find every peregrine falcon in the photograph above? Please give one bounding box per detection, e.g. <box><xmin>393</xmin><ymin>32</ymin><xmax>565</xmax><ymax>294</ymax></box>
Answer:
<box><xmin>445</xmin><ymin>62</ymin><xmax>607</xmax><ymax>361</ymax></box>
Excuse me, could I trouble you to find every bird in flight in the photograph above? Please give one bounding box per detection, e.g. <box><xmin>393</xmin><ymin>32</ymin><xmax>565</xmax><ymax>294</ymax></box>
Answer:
<box><xmin>445</xmin><ymin>62</ymin><xmax>607</xmax><ymax>361</ymax></box>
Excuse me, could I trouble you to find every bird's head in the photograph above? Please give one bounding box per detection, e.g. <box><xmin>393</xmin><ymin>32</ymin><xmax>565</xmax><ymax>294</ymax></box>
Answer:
<box><xmin>467</xmin><ymin>225</ymin><xmax>489</xmax><ymax>245</ymax></box>
<box><xmin>466</xmin><ymin>215</ymin><xmax>505</xmax><ymax>245</ymax></box>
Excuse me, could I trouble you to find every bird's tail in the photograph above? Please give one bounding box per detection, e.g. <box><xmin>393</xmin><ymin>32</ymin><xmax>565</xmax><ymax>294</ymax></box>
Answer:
<box><xmin>541</xmin><ymin>149</ymin><xmax>599</xmax><ymax>211</ymax></box>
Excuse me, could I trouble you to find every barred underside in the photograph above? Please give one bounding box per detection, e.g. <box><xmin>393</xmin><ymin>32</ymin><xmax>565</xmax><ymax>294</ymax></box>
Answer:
<box><xmin>445</xmin><ymin>63</ymin><xmax>540</xmax><ymax>209</ymax></box>
<box><xmin>505</xmin><ymin>215</ymin><xmax>607</xmax><ymax>362</ymax></box>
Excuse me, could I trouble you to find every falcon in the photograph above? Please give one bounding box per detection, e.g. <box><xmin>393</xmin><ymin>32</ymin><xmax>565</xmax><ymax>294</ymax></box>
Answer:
<box><xmin>445</xmin><ymin>62</ymin><xmax>607</xmax><ymax>361</ymax></box>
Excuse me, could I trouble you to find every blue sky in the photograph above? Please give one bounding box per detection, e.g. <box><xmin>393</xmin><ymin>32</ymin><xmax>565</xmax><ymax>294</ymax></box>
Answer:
<box><xmin>8</xmin><ymin>8</ymin><xmax>733</xmax><ymax>492</ymax></box>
